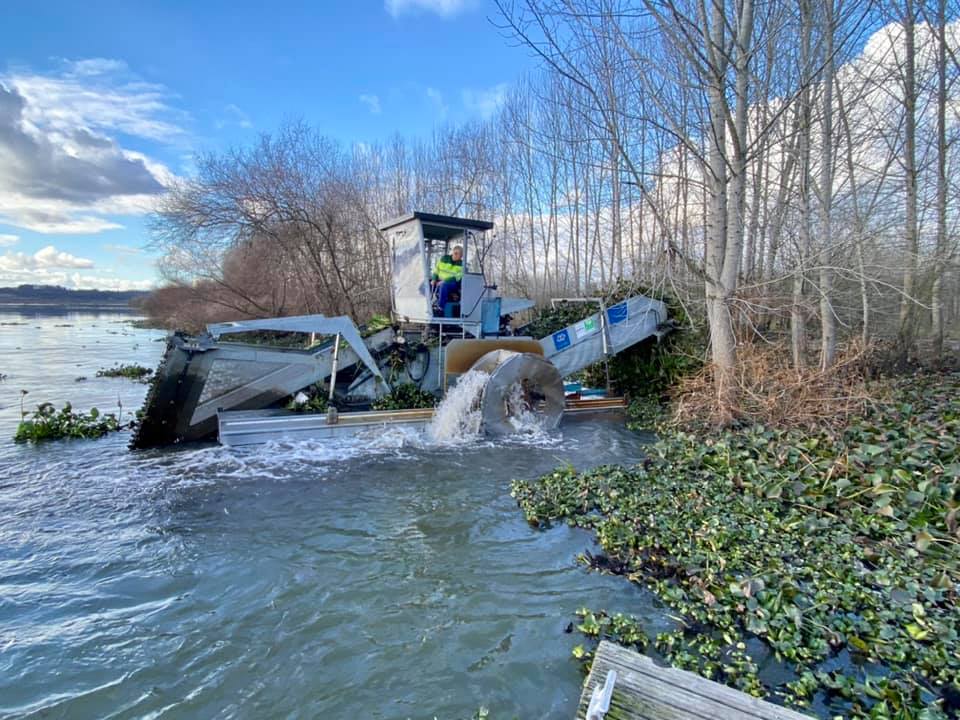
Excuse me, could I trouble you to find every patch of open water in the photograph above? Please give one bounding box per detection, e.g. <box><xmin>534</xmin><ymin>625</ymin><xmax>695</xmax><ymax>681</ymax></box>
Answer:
<box><xmin>0</xmin><ymin>310</ymin><xmax>668</xmax><ymax>719</ymax></box>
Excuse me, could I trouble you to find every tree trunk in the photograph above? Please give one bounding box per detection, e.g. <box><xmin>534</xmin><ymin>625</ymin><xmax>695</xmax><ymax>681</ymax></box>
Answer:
<box><xmin>818</xmin><ymin>0</ymin><xmax>837</xmax><ymax>370</ymax></box>
<box><xmin>792</xmin><ymin>0</ymin><xmax>813</xmax><ymax>368</ymax></box>
<box><xmin>931</xmin><ymin>0</ymin><xmax>947</xmax><ymax>358</ymax></box>
<box><xmin>898</xmin><ymin>0</ymin><xmax>918</xmax><ymax>352</ymax></box>
<box><xmin>703</xmin><ymin>0</ymin><xmax>742</xmax><ymax>418</ymax></box>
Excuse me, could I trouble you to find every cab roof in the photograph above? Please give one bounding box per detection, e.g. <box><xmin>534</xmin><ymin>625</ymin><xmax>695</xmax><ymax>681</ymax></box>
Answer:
<box><xmin>378</xmin><ymin>211</ymin><xmax>494</xmax><ymax>235</ymax></box>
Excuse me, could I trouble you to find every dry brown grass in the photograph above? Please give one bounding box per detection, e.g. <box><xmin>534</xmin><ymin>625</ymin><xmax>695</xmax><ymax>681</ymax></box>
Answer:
<box><xmin>668</xmin><ymin>340</ymin><xmax>891</xmax><ymax>433</ymax></box>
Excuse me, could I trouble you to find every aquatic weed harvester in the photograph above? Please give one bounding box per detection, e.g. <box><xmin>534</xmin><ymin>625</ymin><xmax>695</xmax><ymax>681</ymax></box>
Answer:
<box><xmin>131</xmin><ymin>212</ymin><xmax>670</xmax><ymax>448</ymax></box>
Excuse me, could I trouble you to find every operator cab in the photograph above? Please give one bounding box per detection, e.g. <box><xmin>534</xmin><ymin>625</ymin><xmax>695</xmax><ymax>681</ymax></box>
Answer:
<box><xmin>380</xmin><ymin>211</ymin><xmax>510</xmax><ymax>337</ymax></box>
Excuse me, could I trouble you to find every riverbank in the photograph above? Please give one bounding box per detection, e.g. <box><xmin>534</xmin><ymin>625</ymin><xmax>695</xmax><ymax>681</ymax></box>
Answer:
<box><xmin>513</xmin><ymin>371</ymin><xmax>960</xmax><ymax>719</ymax></box>
<box><xmin>0</xmin><ymin>285</ymin><xmax>147</xmax><ymax>308</ymax></box>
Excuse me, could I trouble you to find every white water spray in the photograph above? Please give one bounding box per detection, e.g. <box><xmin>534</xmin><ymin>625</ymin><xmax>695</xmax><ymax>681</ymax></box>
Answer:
<box><xmin>426</xmin><ymin>369</ymin><xmax>490</xmax><ymax>443</ymax></box>
<box><xmin>503</xmin><ymin>381</ymin><xmax>550</xmax><ymax>435</ymax></box>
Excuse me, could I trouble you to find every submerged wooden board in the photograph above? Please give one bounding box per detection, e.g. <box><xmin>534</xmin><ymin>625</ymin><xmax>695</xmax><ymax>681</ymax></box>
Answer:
<box><xmin>576</xmin><ymin>641</ymin><xmax>813</xmax><ymax>720</ymax></box>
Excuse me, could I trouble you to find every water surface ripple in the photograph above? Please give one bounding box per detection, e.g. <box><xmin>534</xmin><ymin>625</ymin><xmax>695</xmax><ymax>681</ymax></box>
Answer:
<box><xmin>0</xmin><ymin>310</ymin><xmax>663</xmax><ymax>719</ymax></box>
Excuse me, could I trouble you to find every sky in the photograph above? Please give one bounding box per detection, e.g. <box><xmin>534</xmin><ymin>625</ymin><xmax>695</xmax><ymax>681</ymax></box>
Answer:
<box><xmin>0</xmin><ymin>0</ymin><xmax>533</xmax><ymax>291</ymax></box>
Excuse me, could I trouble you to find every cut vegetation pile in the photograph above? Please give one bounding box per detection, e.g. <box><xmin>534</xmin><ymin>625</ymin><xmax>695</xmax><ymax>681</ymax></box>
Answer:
<box><xmin>513</xmin><ymin>373</ymin><xmax>960</xmax><ymax>718</ymax></box>
<box><xmin>371</xmin><ymin>383</ymin><xmax>436</xmax><ymax>411</ymax></box>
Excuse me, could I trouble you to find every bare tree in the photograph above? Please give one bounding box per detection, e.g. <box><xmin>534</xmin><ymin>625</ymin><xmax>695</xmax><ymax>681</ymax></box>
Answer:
<box><xmin>930</xmin><ymin>0</ymin><xmax>949</xmax><ymax>355</ymax></box>
<box><xmin>818</xmin><ymin>0</ymin><xmax>839</xmax><ymax>369</ymax></box>
<box><xmin>145</xmin><ymin>1</ymin><xmax>960</xmax><ymax>402</ymax></box>
<box><xmin>898</xmin><ymin>0</ymin><xmax>920</xmax><ymax>349</ymax></box>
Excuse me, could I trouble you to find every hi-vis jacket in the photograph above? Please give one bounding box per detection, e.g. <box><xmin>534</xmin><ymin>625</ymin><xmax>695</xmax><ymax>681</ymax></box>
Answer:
<box><xmin>432</xmin><ymin>255</ymin><xmax>463</xmax><ymax>282</ymax></box>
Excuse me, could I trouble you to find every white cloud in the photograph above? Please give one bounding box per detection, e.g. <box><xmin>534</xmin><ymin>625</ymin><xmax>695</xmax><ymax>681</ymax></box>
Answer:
<box><xmin>462</xmin><ymin>83</ymin><xmax>509</xmax><ymax>119</ymax></box>
<box><xmin>216</xmin><ymin>103</ymin><xmax>252</xmax><ymax>129</ymax></box>
<box><xmin>102</xmin><ymin>243</ymin><xmax>143</xmax><ymax>256</ymax></box>
<box><xmin>10</xmin><ymin>58</ymin><xmax>186</xmax><ymax>141</ymax></box>
<box><xmin>426</xmin><ymin>87</ymin><xmax>448</xmax><ymax>117</ymax></box>
<box><xmin>359</xmin><ymin>93</ymin><xmax>382</xmax><ymax>114</ymax></box>
<box><xmin>0</xmin><ymin>265</ymin><xmax>154</xmax><ymax>291</ymax></box>
<box><xmin>385</xmin><ymin>0</ymin><xmax>475</xmax><ymax>17</ymax></box>
<box><xmin>0</xmin><ymin>244</ymin><xmax>153</xmax><ymax>290</ymax></box>
<box><xmin>66</xmin><ymin>58</ymin><xmax>130</xmax><ymax>77</ymax></box>
<box><xmin>66</xmin><ymin>273</ymin><xmax>154</xmax><ymax>291</ymax></box>
<box><xmin>0</xmin><ymin>245</ymin><xmax>94</xmax><ymax>272</ymax></box>
<box><xmin>0</xmin><ymin>193</ymin><xmax>125</xmax><ymax>233</ymax></box>
<box><xmin>0</xmin><ymin>234</ymin><xmax>18</xmax><ymax>247</ymax></box>
<box><xmin>0</xmin><ymin>59</ymin><xmax>180</xmax><ymax>235</ymax></box>
<box><xmin>34</xmin><ymin>245</ymin><xmax>95</xmax><ymax>268</ymax></box>
<box><xmin>0</xmin><ymin>82</ymin><xmax>165</xmax><ymax>202</ymax></box>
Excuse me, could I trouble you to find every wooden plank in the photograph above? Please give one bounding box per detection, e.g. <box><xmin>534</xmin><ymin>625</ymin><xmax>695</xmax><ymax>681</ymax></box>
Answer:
<box><xmin>576</xmin><ymin>641</ymin><xmax>813</xmax><ymax>720</ymax></box>
<box><xmin>564</xmin><ymin>397</ymin><xmax>627</xmax><ymax>413</ymax></box>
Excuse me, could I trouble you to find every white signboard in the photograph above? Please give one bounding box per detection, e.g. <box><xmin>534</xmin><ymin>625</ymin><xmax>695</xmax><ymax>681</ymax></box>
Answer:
<box><xmin>574</xmin><ymin>316</ymin><xmax>600</xmax><ymax>340</ymax></box>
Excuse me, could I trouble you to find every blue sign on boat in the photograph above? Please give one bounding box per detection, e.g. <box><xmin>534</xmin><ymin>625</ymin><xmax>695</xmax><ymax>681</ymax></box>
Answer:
<box><xmin>553</xmin><ymin>329</ymin><xmax>571</xmax><ymax>351</ymax></box>
<box><xmin>607</xmin><ymin>302</ymin><xmax>628</xmax><ymax>325</ymax></box>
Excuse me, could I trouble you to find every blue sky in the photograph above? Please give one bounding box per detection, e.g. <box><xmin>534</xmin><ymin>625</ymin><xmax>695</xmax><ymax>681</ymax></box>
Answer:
<box><xmin>0</xmin><ymin>0</ymin><xmax>533</xmax><ymax>290</ymax></box>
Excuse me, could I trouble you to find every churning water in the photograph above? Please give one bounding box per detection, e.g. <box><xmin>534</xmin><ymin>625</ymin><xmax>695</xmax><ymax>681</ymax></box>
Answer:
<box><xmin>0</xmin><ymin>310</ymin><xmax>666</xmax><ymax>719</ymax></box>
<box><xmin>502</xmin><ymin>382</ymin><xmax>551</xmax><ymax>436</ymax></box>
<box><xmin>426</xmin><ymin>370</ymin><xmax>490</xmax><ymax>444</ymax></box>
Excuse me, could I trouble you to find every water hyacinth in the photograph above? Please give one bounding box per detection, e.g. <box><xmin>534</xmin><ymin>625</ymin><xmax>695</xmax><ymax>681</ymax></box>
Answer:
<box><xmin>96</xmin><ymin>363</ymin><xmax>154</xmax><ymax>381</ymax></box>
<box><xmin>14</xmin><ymin>402</ymin><xmax>121</xmax><ymax>443</ymax></box>
<box><xmin>512</xmin><ymin>373</ymin><xmax>960</xmax><ymax>719</ymax></box>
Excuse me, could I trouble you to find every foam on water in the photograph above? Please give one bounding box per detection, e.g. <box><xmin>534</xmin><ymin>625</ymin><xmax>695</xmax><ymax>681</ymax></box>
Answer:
<box><xmin>129</xmin><ymin>429</ymin><xmax>429</xmax><ymax>489</ymax></box>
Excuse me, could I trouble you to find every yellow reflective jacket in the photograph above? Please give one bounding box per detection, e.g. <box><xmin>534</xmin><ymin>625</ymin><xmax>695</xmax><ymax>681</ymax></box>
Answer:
<box><xmin>432</xmin><ymin>254</ymin><xmax>463</xmax><ymax>282</ymax></box>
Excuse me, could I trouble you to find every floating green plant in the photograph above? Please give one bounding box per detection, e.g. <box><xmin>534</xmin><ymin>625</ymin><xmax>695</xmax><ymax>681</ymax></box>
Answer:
<box><xmin>513</xmin><ymin>373</ymin><xmax>960</xmax><ymax>718</ymax></box>
<box><xmin>96</xmin><ymin>363</ymin><xmax>153</xmax><ymax>381</ymax></box>
<box><xmin>14</xmin><ymin>402</ymin><xmax>121</xmax><ymax>443</ymax></box>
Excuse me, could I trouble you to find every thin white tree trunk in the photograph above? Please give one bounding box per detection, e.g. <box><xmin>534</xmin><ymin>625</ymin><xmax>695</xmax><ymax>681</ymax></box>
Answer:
<box><xmin>931</xmin><ymin>0</ymin><xmax>947</xmax><ymax>357</ymax></box>
<box><xmin>899</xmin><ymin>0</ymin><xmax>918</xmax><ymax>349</ymax></box>
<box><xmin>818</xmin><ymin>0</ymin><xmax>837</xmax><ymax>370</ymax></box>
<box><xmin>792</xmin><ymin>0</ymin><xmax>813</xmax><ymax>368</ymax></box>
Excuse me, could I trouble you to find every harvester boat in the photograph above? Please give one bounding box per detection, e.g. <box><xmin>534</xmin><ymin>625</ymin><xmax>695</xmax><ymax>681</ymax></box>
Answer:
<box><xmin>131</xmin><ymin>212</ymin><xmax>670</xmax><ymax>448</ymax></box>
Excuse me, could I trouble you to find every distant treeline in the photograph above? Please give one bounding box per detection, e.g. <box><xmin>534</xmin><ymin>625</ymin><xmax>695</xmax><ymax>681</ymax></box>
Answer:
<box><xmin>0</xmin><ymin>285</ymin><xmax>148</xmax><ymax>307</ymax></box>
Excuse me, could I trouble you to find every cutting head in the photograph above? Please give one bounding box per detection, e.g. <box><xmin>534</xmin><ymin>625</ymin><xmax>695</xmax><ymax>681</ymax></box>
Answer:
<box><xmin>468</xmin><ymin>349</ymin><xmax>564</xmax><ymax>435</ymax></box>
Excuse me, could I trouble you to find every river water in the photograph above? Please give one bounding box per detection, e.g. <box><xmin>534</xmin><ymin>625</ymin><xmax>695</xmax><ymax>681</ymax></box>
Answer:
<box><xmin>0</xmin><ymin>309</ymin><xmax>666</xmax><ymax>720</ymax></box>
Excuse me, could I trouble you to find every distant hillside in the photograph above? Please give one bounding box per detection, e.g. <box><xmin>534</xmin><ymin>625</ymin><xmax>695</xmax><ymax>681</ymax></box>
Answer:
<box><xmin>0</xmin><ymin>284</ymin><xmax>149</xmax><ymax>307</ymax></box>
